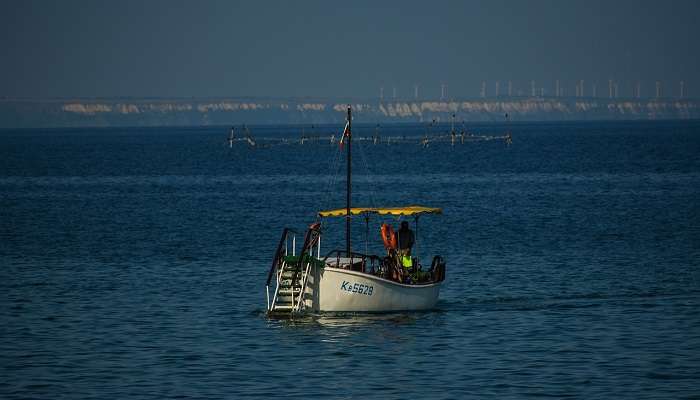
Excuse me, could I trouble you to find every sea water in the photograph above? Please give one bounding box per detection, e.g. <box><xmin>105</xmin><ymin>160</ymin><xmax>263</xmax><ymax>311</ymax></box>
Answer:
<box><xmin>1</xmin><ymin>120</ymin><xmax>699</xmax><ymax>399</ymax></box>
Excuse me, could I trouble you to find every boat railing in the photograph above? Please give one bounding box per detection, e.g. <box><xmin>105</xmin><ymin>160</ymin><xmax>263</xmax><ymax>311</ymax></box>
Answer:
<box><xmin>322</xmin><ymin>249</ymin><xmax>381</xmax><ymax>274</ymax></box>
<box><xmin>266</xmin><ymin>228</ymin><xmax>297</xmax><ymax>311</ymax></box>
<box><xmin>322</xmin><ymin>250</ymin><xmax>446</xmax><ymax>284</ymax></box>
<box><xmin>266</xmin><ymin>228</ymin><xmax>297</xmax><ymax>287</ymax></box>
<box><xmin>290</xmin><ymin>224</ymin><xmax>322</xmax><ymax>313</ymax></box>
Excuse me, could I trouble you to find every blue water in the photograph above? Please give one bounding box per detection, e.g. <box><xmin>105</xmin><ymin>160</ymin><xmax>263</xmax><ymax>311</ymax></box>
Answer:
<box><xmin>1</xmin><ymin>120</ymin><xmax>699</xmax><ymax>399</ymax></box>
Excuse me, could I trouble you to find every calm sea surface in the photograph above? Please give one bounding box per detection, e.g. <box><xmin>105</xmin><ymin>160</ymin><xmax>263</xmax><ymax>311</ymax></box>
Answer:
<box><xmin>1</xmin><ymin>120</ymin><xmax>699</xmax><ymax>399</ymax></box>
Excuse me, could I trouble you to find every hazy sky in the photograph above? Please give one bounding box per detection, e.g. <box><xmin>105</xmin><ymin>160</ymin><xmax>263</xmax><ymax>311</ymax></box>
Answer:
<box><xmin>1</xmin><ymin>0</ymin><xmax>699</xmax><ymax>99</ymax></box>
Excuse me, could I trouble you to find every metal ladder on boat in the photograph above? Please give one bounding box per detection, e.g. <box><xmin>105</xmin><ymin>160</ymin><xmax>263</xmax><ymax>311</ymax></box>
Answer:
<box><xmin>266</xmin><ymin>224</ymin><xmax>321</xmax><ymax>315</ymax></box>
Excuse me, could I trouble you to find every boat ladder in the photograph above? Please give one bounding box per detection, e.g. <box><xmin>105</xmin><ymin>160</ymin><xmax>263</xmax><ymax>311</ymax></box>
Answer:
<box><xmin>266</xmin><ymin>224</ymin><xmax>321</xmax><ymax>315</ymax></box>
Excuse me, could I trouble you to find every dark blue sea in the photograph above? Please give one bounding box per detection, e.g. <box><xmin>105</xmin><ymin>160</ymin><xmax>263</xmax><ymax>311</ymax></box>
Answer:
<box><xmin>2</xmin><ymin>120</ymin><xmax>700</xmax><ymax>399</ymax></box>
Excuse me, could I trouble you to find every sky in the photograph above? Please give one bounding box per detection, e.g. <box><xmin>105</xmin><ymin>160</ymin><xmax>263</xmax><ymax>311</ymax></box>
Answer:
<box><xmin>1</xmin><ymin>0</ymin><xmax>699</xmax><ymax>99</ymax></box>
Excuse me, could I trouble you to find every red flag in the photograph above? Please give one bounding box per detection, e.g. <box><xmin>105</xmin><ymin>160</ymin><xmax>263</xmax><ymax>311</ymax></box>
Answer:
<box><xmin>338</xmin><ymin>121</ymin><xmax>350</xmax><ymax>150</ymax></box>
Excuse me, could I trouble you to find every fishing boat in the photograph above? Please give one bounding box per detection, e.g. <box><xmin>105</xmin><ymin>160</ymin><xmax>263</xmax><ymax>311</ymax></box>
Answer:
<box><xmin>265</xmin><ymin>107</ymin><xmax>446</xmax><ymax>315</ymax></box>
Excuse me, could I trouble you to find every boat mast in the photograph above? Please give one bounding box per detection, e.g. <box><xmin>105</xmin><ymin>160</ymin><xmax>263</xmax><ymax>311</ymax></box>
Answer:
<box><xmin>346</xmin><ymin>106</ymin><xmax>352</xmax><ymax>254</ymax></box>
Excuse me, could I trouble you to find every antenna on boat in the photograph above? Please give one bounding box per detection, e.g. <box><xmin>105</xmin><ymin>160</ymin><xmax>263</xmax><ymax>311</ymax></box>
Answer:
<box><xmin>345</xmin><ymin>106</ymin><xmax>352</xmax><ymax>254</ymax></box>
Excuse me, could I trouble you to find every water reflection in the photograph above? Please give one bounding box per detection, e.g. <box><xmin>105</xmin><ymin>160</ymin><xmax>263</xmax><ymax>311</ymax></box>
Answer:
<box><xmin>265</xmin><ymin>311</ymin><xmax>441</xmax><ymax>344</ymax></box>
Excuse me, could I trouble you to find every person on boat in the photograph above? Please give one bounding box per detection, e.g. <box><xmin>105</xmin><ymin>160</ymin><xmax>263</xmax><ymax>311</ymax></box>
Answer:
<box><xmin>397</xmin><ymin>221</ymin><xmax>415</xmax><ymax>270</ymax></box>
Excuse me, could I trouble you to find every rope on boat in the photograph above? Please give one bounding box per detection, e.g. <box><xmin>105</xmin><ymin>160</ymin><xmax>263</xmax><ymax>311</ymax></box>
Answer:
<box><xmin>355</xmin><ymin>134</ymin><xmax>379</xmax><ymax>209</ymax></box>
<box><xmin>319</xmin><ymin>134</ymin><xmax>344</xmax><ymax>220</ymax></box>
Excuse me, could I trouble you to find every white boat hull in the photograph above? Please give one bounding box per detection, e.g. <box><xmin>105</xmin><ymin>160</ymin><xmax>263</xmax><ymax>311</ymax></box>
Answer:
<box><xmin>304</xmin><ymin>266</ymin><xmax>442</xmax><ymax>312</ymax></box>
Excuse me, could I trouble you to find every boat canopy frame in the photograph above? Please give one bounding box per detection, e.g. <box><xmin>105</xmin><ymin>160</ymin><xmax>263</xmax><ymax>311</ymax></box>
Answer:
<box><xmin>318</xmin><ymin>205</ymin><xmax>441</xmax><ymax>263</ymax></box>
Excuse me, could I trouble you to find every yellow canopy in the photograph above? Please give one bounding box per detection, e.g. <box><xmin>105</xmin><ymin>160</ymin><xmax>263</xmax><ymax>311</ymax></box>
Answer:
<box><xmin>318</xmin><ymin>205</ymin><xmax>442</xmax><ymax>218</ymax></box>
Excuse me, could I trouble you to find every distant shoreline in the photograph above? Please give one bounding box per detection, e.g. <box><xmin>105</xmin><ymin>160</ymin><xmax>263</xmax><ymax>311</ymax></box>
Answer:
<box><xmin>1</xmin><ymin>96</ymin><xmax>698</xmax><ymax>129</ymax></box>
